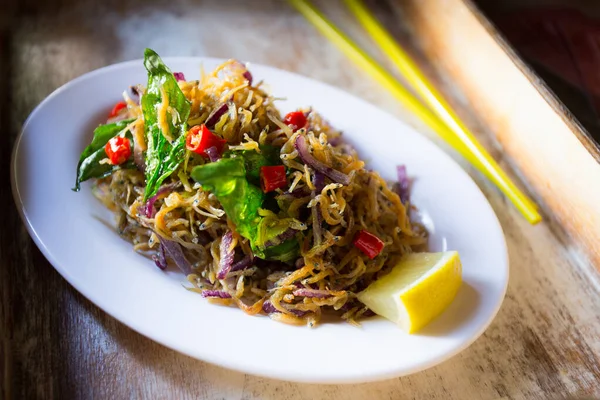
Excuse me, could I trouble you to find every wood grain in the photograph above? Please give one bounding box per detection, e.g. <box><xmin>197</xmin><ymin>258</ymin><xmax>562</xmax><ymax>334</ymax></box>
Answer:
<box><xmin>2</xmin><ymin>0</ymin><xmax>600</xmax><ymax>398</ymax></box>
<box><xmin>398</xmin><ymin>0</ymin><xmax>600</xmax><ymax>270</ymax></box>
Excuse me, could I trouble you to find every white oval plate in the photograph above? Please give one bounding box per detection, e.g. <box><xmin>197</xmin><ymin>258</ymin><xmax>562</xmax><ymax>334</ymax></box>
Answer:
<box><xmin>11</xmin><ymin>57</ymin><xmax>508</xmax><ymax>384</ymax></box>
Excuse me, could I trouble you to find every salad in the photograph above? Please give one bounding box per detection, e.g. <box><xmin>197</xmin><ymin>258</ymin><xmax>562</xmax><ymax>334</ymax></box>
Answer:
<box><xmin>74</xmin><ymin>49</ymin><xmax>427</xmax><ymax>327</ymax></box>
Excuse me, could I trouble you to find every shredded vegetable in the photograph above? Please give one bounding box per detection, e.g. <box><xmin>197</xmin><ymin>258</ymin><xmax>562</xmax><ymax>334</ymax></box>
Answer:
<box><xmin>74</xmin><ymin>49</ymin><xmax>427</xmax><ymax>326</ymax></box>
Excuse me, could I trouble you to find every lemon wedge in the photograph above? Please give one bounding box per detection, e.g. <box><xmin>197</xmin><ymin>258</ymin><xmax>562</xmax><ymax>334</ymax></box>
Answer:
<box><xmin>357</xmin><ymin>251</ymin><xmax>462</xmax><ymax>333</ymax></box>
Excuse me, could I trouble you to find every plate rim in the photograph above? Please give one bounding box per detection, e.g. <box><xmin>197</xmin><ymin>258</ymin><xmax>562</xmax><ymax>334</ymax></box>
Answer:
<box><xmin>11</xmin><ymin>56</ymin><xmax>509</xmax><ymax>384</ymax></box>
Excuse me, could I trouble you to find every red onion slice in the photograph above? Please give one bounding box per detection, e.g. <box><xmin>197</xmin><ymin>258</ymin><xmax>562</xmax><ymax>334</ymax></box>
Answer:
<box><xmin>230</xmin><ymin>255</ymin><xmax>254</xmax><ymax>273</ymax></box>
<box><xmin>205</xmin><ymin>103</ymin><xmax>229</xmax><ymax>128</ymax></box>
<box><xmin>161</xmin><ymin>238</ymin><xmax>192</xmax><ymax>275</ymax></box>
<box><xmin>217</xmin><ymin>255</ymin><xmax>254</xmax><ymax>280</ymax></box>
<box><xmin>205</xmin><ymin>146</ymin><xmax>221</xmax><ymax>162</ymax></box>
<box><xmin>152</xmin><ymin>242</ymin><xmax>167</xmax><ymax>270</ymax></box>
<box><xmin>262</xmin><ymin>300</ymin><xmax>278</xmax><ymax>314</ymax></box>
<box><xmin>140</xmin><ymin>182</ymin><xmax>180</xmax><ymax>218</ymax></box>
<box><xmin>294</xmin><ymin>135</ymin><xmax>350</xmax><ymax>185</ymax></box>
<box><xmin>201</xmin><ymin>290</ymin><xmax>232</xmax><ymax>299</ymax></box>
<box><xmin>243</xmin><ymin>70</ymin><xmax>253</xmax><ymax>85</ymax></box>
<box><xmin>312</xmin><ymin>172</ymin><xmax>325</xmax><ymax>193</ymax></box>
<box><xmin>173</xmin><ymin>72</ymin><xmax>186</xmax><ymax>81</ymax></box>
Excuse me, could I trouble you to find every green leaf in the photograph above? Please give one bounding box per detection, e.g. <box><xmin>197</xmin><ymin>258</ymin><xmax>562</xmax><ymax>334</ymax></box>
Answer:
<box><xmin>142</xmin><ymin>48</ymin><xmax>191</xmax><ymax>200</ymax></box>
<box><xmin>260</xmin><ymin>239</ymin><xmax>299</xmax><ymax>263</ymax></box>
<box><xmin>227</xmin><ymin>145</ymin><xmax>281</xmax><ymax>186</ymax></box>
<box><xmin>73</xmin><ymin>119</ymin><xmax>135</xmax><ymax>191</ymax></box>
<box><xmin>191</xmin><ymin>156</ymin><xmax>299</xmax><ymax>262</ymax></box>
<box><xmin>191</xmin><ymin>158</ymin><xmax>264</xmax><ymax>240</ymax></box>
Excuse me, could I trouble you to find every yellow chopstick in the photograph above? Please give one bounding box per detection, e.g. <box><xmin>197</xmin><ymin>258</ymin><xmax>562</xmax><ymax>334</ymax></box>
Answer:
<box><xmin>288</xmin><ymin>0</ymin><xmax>541</xmax><ymax>224</ymax></box>
<box><xmin>343</xmin><ymin>0</ymin><xmax>540</xmax><ymax>212</ymax></box>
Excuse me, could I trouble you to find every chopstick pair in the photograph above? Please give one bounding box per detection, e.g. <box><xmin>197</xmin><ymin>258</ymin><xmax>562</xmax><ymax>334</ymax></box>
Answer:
<box><xmin>288</xmin><ymin>0</ymin><xmax>542</xmax><ymax>224</ymax></box>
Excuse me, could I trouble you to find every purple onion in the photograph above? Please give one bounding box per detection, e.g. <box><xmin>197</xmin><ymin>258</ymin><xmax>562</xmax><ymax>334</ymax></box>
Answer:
<box><xmin>312</xmin><ymin>172</ymin><xmax>325</xmax><ymax>193</ymax></box>
<box><xmin>290</xmin><ymin>308</ymin><xmax>307</xmax><ymax>317</ymax></box>
<box><xmin>264</xmin><ymin>228</ymin><xmax>298</xmax><ymax>248</ymax></box>
<box><xmin>230</xmin><ymin>255</ymin><xmax>254</xmax><ymax>273</ymax></box>
<box><xmin>205</xmin><ymin>103</ymin><xmax>229</xmax><ymax>128</ymax></box>
<box><xmin>201</xmin><ymin>290</ymin><xmax>232</xmax><ymax>299</ymax></box>
<box><xmin>262</xmin><ymin>300</ymin><xmax>306</xmax><ymax>316</ymax></box>
<box><xmin>217</xmin><ymin>231</ymin><xmax>235</xmax><ymax>280</ymax></box>
<box><xmin>215</xmin><ymin>241</ymin><xmax>253</xmax><ymax>281</ymax></box>
<box><xmin>140</xmin><ymin>182</ymin><xmax>180</xmax><ymax>218</ymax></box>
<box><xmin>173</xmin><ymin>72</ymin><xmax>186</xmax><ymax>82</ymax></box>
<box><xmin>292</xmin><ymin>288</ymin><xmax>333</xmax><ymax>299</ymax></box>
<box><xmin>152</xmin><ymin>242</ymin><xmax>167</xmax><ymax>270</ymax></box>
<box><xmin>161</xmin><ymin>239</ymin><xmax>192</xmax><ymax>275</ymax></box>
<box><xmin>328</xmin><ymin>135</ymin><xmax>342</xmax><ymax>146</ymax></box>
<box><xmin>262</xmin><ymin>300</ymin><xmax>278</xmax><ymax>314</ymax></box>
<box><xmin>394</xmin><ymin>165</ymin><xmax>410</xmax><ymax>204</ymax></box>
<box><xmin>242</xmin><ymin>70</ymin><xmax>253</xmax><ymax>85</ymax></box>
<box><xmin>205</xmin><ymin>146</ymin><xmax>221</xmax><ymax>162</ymax></box>
<box><xmin>294</xmin><ymin>135</ymin><xmax>350</xmax><ymax>185</ymax></box>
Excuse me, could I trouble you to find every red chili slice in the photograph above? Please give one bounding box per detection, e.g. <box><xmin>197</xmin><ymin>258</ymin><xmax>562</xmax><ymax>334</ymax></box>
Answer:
<box><xmin>186</xmin><ymin>125</ymin><xmax>227</xmax><ymax>158</ymax></box>
<box><xmin>108</xmin><ymin>101</ymin><xmax>127</xmax><ymax>118</ymax></box>
<box><xmin>353</xmin><ymin>230</ymin><xmax>385</xmax><ymax>259</ymax></box>
<box><xmin>104</xmin><ymin>136</ymin><xmax>131</xmax><ymax>165</ymax></box>
<box><xmin>260</xmin><ymin>165</ymin><xmax>287</xmax><ymax>193</ymax></box>
<box><xmin>283</xmin><ymin>111</ymin><xmax>307</xmax><ymax>132</ymax></box>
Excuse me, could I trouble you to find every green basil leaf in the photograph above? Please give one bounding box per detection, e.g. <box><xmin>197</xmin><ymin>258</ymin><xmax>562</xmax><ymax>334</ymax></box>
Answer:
<box><xmin>191</xmin><ymin>156</ymin><xmax>299</xmax><ymax>262</ymax></box>
<box><xmin>73</xmin><ymin>119</ymin><xmax>135</xmax><ymax>191</ymax></box>
<box><xmin>191</xmin><ymin>158</ymin><xmax>264</xmax><ymax>240</ymax></box>
<box><xmin>142</xmin><ymin>48</ymin><xmax>191</xmax><ymax>200</ymax></box>
<box><xmin>259</xmin><ymin>238</ymin><xmax>299</xmax><ymax>263</ymax></box>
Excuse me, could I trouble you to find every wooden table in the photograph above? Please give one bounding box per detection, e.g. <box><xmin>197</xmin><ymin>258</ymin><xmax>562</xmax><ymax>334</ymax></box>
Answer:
<box><xmin>2</xmin><ymin>0</ymin><xmax>600</xmax><ymax>398</ymax></box>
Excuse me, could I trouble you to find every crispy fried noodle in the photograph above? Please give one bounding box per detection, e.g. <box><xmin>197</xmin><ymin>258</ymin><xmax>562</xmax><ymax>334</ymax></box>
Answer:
<box><xmin>74</xmin><ymin>49</ymin><xmax>427</xmax><ymax>327</ymax></box>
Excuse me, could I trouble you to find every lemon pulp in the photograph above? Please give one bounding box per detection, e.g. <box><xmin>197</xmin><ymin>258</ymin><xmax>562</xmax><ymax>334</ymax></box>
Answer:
<box><xmin>357</xmin><ymin>251</ymin><xmax>462</xmax><ymax>333</ymax></box>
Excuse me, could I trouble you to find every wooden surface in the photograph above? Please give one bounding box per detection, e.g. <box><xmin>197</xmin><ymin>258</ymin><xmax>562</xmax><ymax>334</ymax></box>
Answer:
<box><xmin>400</xmin><ymin>0</ymin><xmax>600</xmax><ymax>270</ymax></box>
<box><xmin>2</xmin><ymin>0</ymin><xmax>600</xmax><ymax>398</ymax></box>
